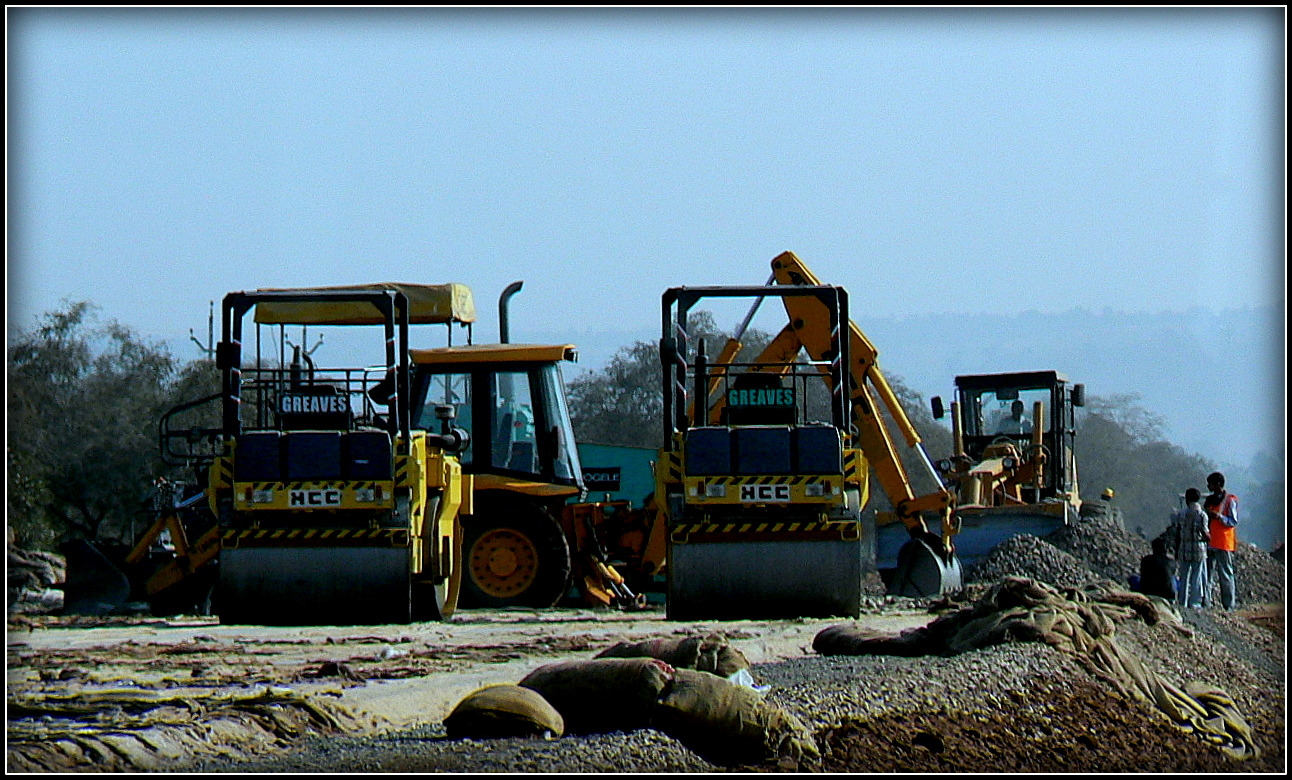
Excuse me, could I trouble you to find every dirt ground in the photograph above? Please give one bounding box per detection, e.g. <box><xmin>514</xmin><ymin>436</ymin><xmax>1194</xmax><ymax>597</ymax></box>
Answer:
<box><xmin>6</xmin><ymin>605</ymin><xmax>933</xmax><ymax>771</ymax></box>
<box><xmin>7</xmin><ymin>600</ymin><xmax>1285</xmax><ymax>773</ymax></box>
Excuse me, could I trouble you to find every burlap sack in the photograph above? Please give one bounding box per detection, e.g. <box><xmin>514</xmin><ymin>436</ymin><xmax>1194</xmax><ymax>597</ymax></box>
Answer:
<box><xmin>651</xmin><ymin>669</ymin><xmax>819</xmax><ymax>769</ymax></box>
<box><xmin>443</xmin><ymin>684</ymin><xmax>564</xmax><ymax>740</ymax></box>
<box><xmin>812</xmin><ymin>624</ymin><xmax>935</xmax><ymax>657</ymax></box>
<box><xmin>519</xmin><ymin>657</ymin><xmax>674</xmax><ymax>735</ymax></box>
<box><xmin>595</xmin><ymin>633</ymin><xmax>751</xmax><ymax>678</ymax></box>
<box><xmin>812</xmin><ymin>576</ymin><xmax>1261</xmax><ymax>761</ymax></box>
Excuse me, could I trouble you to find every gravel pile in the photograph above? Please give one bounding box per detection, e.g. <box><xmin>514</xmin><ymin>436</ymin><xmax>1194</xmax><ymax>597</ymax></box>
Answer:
<box><xmin>756</xmin><ymin>641</ymin><xmax>1082</xmax><ymax>731</ymax></box>
<box><xmin>199</xmin><ymin>724</ymin><xmax>717</xmax><ymax>774</ymax></box>
<box><xmin>1228</xmin><ymin>542</ymin><xmax>1286</xmax><ymax>606</ymax></box>
<box><xmin>964</xmin><ymin>513</ymin><xmax>1285</xmax><ymax>610</ymax></box>
<box><xmin>1043</xmin><ymin>509</ymin><xmax>1147</xmax><ymax>584</ymax></box>
<box><xmin>964</xmin><ymin>534</ymin><xmax>1116</xmax><ymax>589</ymax></box>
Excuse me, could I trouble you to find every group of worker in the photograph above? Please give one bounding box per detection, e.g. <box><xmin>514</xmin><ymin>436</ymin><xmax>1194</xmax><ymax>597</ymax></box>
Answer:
<box><xmin>1136</xmin><ymin>471</ymin><xmax>1241</xmax><ymax>610</ymax></box>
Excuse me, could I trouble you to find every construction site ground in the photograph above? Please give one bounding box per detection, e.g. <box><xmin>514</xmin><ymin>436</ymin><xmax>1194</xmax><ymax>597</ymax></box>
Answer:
<box><xmin>6</xmin><ymin>597</ymin><xmax>1285</xmax><ymax>774</ymax></box>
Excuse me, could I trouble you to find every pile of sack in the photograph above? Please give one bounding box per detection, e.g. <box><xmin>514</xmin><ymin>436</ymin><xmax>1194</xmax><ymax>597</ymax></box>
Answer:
<box><xmin>7</xmin><ymin>525</ymin><xmax>66</xmax><ymax>616</ymax></box>
<box><xmin>443</xmin><ymin>633</ymin><xmax>818</xmax><ymax>769</ymax></box>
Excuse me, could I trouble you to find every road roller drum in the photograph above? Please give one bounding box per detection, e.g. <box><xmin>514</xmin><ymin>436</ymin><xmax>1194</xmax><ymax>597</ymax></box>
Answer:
<box><xmin>219</xmin><ymin>546</ymin><xmax>413</xmax><ymax>626</ymax></box>
<box><xmin>667</xmin><ymin>536</ymin><xmax>864</xmax><ymax>620</ymax></box>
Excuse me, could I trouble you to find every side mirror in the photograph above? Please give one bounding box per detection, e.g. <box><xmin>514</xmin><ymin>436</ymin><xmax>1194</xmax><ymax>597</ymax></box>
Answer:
<box><xmin>659</xmin><ymin>337</ymin><xmax>676</xmax><ymax>369</ymax></box>
<box><xmin>215</xmin><ymin>341</ymin><xmax>240</xmax><ymax>371</ymax></box>
<box><xmin>1072</xmin><ymin>384</ymin><xmax>1086</xmax><ymax>407</ymax></box>
<box><xmin>931</xmin><ymin>396</ymin><xmax>945</xmax><ymax>420</ymax></box>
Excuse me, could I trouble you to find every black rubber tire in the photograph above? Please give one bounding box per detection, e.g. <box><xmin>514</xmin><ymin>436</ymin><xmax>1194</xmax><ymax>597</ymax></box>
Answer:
<box><xmin>413</xmin><ymin>524</ymin><xmax>463</xmax><ymax>622</ymax></box>
<box><xmin>458</xmin><ymin>494</ymin><xmax>571</xmax><ymax>609</ymax></box>
<box><xmin>150</xmin><ymin>565</ymin><xmax>217</xmax><ymax>618</ymax></box>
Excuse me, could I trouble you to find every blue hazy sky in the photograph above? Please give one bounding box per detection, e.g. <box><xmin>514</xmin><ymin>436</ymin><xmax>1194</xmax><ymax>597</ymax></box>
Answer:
<box><xmin>7</xmin><ymin>7</ymin><xmax>1285</xmax><ymax>466</ymax></box>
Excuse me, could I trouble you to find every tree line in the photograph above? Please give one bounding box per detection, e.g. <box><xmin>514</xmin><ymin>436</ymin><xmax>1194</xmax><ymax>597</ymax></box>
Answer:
<box><xmin>7</xmin><ymin>303</ymin><xmax>217</xmax><ymax>551</ymax></box>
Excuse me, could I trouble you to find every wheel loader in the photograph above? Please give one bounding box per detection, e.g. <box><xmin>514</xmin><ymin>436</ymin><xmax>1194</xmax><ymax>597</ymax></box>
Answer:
<box><xmin>653</xmin><ymin>251</ymin><xmax>963</xmax><ymax>620</ymax></box>
<box><xmin>142</xmin><ymin>281</ymin><xmax>658</xmax><ymax>625</ymax></box>
<box><xmin>926</xmin><ymin>370</ymin><xmax>1086</xmax><ymax>569</ymax></box>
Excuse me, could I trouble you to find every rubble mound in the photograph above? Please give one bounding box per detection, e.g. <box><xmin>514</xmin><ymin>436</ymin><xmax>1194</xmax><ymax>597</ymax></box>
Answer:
<box><xmin>965</xmin><ymin>534</ymin><xmax>1115</xmax><ymax>590</ymax></box>
<box><xmin>1043</xmin><ymin>510</ymin><xmax>1146</xmax><ymax>585</ymax></box>
<box><xmin>7</xmin><ymin>526</ymin><xmax>66</xmax><ymax>616</ymax></box>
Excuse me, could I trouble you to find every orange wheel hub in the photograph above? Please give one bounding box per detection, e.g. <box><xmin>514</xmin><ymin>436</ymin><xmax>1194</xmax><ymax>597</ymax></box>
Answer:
<box><xmin>468</xmin><ymin>528</ymin><xmax>539</xmax><ymax>599</ymax></box>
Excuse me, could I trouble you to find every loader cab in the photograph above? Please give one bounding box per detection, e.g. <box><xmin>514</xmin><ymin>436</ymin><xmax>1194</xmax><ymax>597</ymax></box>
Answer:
<box><xmin>935</xmin><ymin>370</ymin><xmax>1084</xmax><ymax>502</ymax></box>
<box><xmin>410</xmin><ymin>344</ymin><xmax>584</xmax><ymax>493</ymax></box>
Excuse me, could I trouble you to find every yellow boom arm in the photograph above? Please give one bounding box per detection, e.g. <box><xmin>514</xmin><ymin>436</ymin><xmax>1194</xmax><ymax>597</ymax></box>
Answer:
<box><xmin>756</xmin><ymin>251</ymin><xmax>955</xmax><ymax>543</ymax></box>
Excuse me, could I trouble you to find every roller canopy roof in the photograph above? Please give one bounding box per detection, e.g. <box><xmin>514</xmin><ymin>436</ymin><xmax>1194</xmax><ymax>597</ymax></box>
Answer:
<box><xmin>954</xmin><ymin>370</ymin><xmax>1069</xmax><ymax>389</ymax></box>
<box><xmin>250</xmin><ymin>283</ymin><xmax>476</xmax><ymax>325</ymax></box>
<box><xmin>411</xmin><ymin>343</ymin><xmax>577</xmax><ymax>365</ymax></box>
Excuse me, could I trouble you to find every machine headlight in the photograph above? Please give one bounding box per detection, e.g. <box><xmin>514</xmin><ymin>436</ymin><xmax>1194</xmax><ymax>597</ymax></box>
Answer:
<box><xmin>805</xmin><ymin>482</ymin><xmax>825</xmax><ymax>497</ymax></box>
<box><xmin>354</xmin><ymin>488</ymin><xmax>376</xmax><ymax>502</ymax></box>
<box><xmin>251</xmin><ymin>489</ymin><xmax>275</xmax><ymax>504</ymax></box>
<box><xmin>704</xmin><ymin>483</ymin><xmax>727</xmax><ymax>498</ymax></box>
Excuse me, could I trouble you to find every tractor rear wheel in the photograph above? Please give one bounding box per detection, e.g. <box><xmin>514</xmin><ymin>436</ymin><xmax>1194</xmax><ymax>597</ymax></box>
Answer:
<box><xmin>459</xmin><ymin>494</ymin><xmax>572</xmax><ymax>609</ymax></box>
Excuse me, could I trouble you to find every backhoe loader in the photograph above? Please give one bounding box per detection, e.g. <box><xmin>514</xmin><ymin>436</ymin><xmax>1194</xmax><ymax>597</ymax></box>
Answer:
<box><xmin>653</xmin><ymin>251</ymin><xmax>963</xmax><ymax>620</ymax></box>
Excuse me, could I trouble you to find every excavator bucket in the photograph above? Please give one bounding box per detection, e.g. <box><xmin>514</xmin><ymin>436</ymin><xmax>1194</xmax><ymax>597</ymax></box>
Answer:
<box><xmin>887</xmin><ymin>535</ymin><xmax>963</xmax><ymax>598</ymax></box>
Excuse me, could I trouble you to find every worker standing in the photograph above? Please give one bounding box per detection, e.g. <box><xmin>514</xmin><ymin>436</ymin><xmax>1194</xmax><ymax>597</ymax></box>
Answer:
<box><xmin>1169</xmin><ymin>487</ymin><xmax>1210</xmax><ymax>609</ymax></box>
<box><xmin>1203</xmin><ymin>471</ymin><xmax>1239</xmax><ymax>610</ymax></box>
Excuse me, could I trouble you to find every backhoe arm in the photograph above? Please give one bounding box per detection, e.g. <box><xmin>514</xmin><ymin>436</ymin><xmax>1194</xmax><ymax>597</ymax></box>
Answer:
<box><xmin>768</xmin><ymin>251</ymin><xmax>954</xmax><ymax>535</ymax></box>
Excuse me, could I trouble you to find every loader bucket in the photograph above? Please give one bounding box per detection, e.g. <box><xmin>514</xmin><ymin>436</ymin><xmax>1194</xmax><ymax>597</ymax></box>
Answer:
<box><xmin>59</xmin><ymin>540</ymin><xmax>132</xmax><ymax>616</ymax></box>
<box><xmin>887</xmin><ymin>535</ymin><xmax>963</xmax><ymax>598</ymax></box>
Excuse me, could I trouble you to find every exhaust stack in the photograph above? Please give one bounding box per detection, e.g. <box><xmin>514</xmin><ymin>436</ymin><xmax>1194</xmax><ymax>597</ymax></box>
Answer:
<box><xmin>499</xmin><ymin>281</ymin><xmax>524</xmax><ymax>344</ymax></box>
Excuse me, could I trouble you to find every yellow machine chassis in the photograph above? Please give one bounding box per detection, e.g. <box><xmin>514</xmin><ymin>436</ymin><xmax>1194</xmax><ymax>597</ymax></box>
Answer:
<box><xmin>209</xmin><ymin>432</ymin><xmax>471</xmax><ymax>624</ymax></box>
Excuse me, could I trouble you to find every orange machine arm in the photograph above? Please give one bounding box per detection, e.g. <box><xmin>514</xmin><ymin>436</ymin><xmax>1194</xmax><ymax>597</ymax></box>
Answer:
<box><xmin>768</xmin><ymin>251</ymin><xmax>954</xmax><ymax>535</ymax></box>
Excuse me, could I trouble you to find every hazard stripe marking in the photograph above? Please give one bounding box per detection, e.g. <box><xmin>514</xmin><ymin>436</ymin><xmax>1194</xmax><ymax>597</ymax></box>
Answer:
<box><xmin>221</xmin><ymin>528</ymin><xmax>410</xmax><ymax>545</ymax></box>
<box><xmin>671</xmin><ymin>521</ymin><xmax>859</xmax><ymax>534</ymax></box>
<box><xmin>706</xmin><ymin>475</ymin><xmax>838</xmax><ymax>485</ymax></box>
